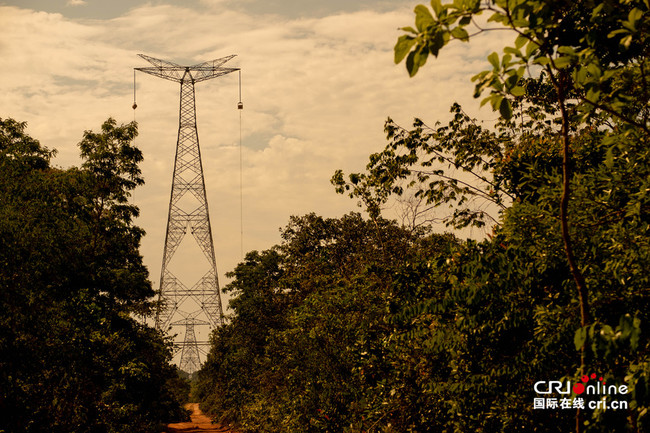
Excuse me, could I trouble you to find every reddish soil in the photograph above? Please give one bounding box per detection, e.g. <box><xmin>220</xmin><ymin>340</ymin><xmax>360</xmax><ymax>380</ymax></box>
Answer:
<box><xmin>166</xmin><ymin>403</ymin><xmax>237</xmax><ymax>433</ymax></box>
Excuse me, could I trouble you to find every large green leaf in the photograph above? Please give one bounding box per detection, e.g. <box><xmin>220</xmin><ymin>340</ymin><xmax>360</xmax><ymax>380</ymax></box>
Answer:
<box><xmin>395</xmin><ymin>35</ymin><xmax>416</xmax><ymax>64</ymax></box>
<box><xmin>415</xmin><ymin>4</ymin><xmax>435</xmax><ymax>31</ymax></box>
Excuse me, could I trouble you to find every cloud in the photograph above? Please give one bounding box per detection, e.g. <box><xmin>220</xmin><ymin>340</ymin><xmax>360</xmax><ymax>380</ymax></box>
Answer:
<box><xmin>0</xmin><ymin>2</ymin><xmax>513</xmax><ymax>314</ymax></box>
<box><xmin>66</xmin><ymin>0</ymin><xmax>87</xmax><ymax>6</ymax></box>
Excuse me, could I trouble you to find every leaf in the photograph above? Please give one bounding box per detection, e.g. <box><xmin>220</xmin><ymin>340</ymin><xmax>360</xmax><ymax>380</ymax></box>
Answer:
<box><xmin>510</xmin><ymin>86</ymin><xmax>525</xmax><ymax>97</ymax></box>
<box><xmin>628</xmin><ymin>8</ymin><xmax>644</xmax><ymax>29</ymax></box>
<box><xmin>489</xmin><ymin>94</ymin><xmax>503</xmax><ymax>110</ymax></box>
<box><xmin>621</xmin><ymin>35</ymin><xmax>633</xmax><ymax>49</ymax></box>
<box><xmin>406</xmin><ymin>50</ymin><xmax>421</xmax><ymax>77</ymax></box>
<box><xmin>574</xmin><ymin>327</ymin><xmax>588</xmax><ymax>350</ymax></box>
<box><xmin>586</xmin><ymin>87</ymin><xmax>601</xmax><ymax>102</ymax></box>
<box><xmin>487</xmin><ymin>52</ymin><xmax>500</xmax><ymax>69</ymax></box>
<box><xmin>431</xmin><ymin>0</ymin><xmax>443</xmax><ymax>16</ymax></box>
<box><xmin>515</xmin><ymin>34</ymin><xmax>527</xmax><ymax>49</ymax></box>
<box><xmin>504</xmin><ymin>46</ymin><xmax>522</xmax><ymax>57</ymax></box>
<box><xmin>472</xmin><ymin>71</ymin><xmax>493</xmax><ymax>97</ymax></box>
<box><xmin>605</xmin><ymin>145</ymin><xmax>615</xmax><ymax>168</ymax></box>
<box><xmin>501</xmin><ymin>53</ymin><xmax>512</xmax><ymax>67</ymax></box>
<box><xmin>395</xmin><ymin>35</ymin><xmax>417</xmax><ymax>64</ymax></box>
<box><xmin>532</xmin><ymin>56</ymin><xmax>550</xmax><ymax>66</ymax></box>
<box><xmin>574</xmin><ymin>65</ymin><xmax>588</xmax><ymax>83</ymax></box>
<box><xmin>553</xmin><ymin>56</ymin><xmax>572</xmax><ymax>69</ymax></box>
<box><xmin>451</xmin><ymin>26</ymin><xmax>469</xmax><ymax>41</ymax></box>
<box><xmin>488</xmin><ymin>12</ymin><xmax>506</xmax><ymax>23</ymax></box>
<box><xmin>525</xmin><ymin>42</ymin><xmax>539</xmax><ymax>58</ymax></box>
<box><xmin>499</xmin><ymin>97</ymin><xmax>512</xmax><ymax>119</ymax></box>
<box><xmin>416</xmin><ymin>46</ymin><xmax>430</xmax><ymax>70</ymax></box>
<box><xmin>426</xmin><ymin>28</ymin><xmax>449</xmax><ymax>57</ymax></box>
<box><xmin>557</xmin><ymin>46</ymin><xmax>575</xmax><ymax>55</ymax></box>
<box><xmin>415</xmin><ymin>5</ymin><xmax>435</xmax><ymax>31</ymax></box>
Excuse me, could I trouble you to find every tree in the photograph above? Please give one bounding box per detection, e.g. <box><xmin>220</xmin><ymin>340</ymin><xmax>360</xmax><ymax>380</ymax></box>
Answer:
<box><xmin>197</xmin><ymin>213</ymin><xmax>460</xmax><ymax>432</ymax></box>
<box><xmin>332</xmin><ymin>102</ymin><xmax>511</xmax><ymax>231</ymax></box>
<box><xmin>331</xmin><ymin>1</ymin><xmax>649</xmax><ymax>431</ymax></box>
<box><xmin>393</xmin><ymin>0</ymin><xmax>649</xmax><ymax>359</ymax></box>
<box><xmin>0</xmin><ymin>118</ymin><xmax>188</xmax><ymax>432</ymax></box>
<box><xmin>196</xmin><ymin>248</ymin><xmax>287</xmax><ymax>426</ymax></box>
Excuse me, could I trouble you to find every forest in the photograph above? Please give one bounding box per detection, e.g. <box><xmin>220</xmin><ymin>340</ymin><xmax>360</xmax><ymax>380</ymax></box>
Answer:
<box><xmin>195</xmin><ymin>1</ymin><xmax>650</xmax><ymax>432</ymax></box>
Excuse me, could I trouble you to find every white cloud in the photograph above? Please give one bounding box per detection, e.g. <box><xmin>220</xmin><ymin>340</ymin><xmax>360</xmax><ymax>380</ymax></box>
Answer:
<box><xmin>0</xmin><ymin>2</ymin><xmax>513</xmax><ymax>348</ymax></box>
<box><xmin>66</xmin><ymin>0</ymin><xmax>87</xmax><ymax>6</ymax></box>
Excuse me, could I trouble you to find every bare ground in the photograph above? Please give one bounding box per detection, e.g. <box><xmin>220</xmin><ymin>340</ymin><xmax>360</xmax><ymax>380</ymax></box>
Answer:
<box><xmin>166</xmin><ymin>403</ymin><xmax>238</xmax><ymax>433</ymax></box>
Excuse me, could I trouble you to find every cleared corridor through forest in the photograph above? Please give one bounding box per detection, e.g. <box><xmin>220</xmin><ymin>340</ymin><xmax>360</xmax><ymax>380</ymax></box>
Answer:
<box><xmin>166</xmin><ymin>403</ymin><xmax>237</xmax><ymax>433</ymax></box>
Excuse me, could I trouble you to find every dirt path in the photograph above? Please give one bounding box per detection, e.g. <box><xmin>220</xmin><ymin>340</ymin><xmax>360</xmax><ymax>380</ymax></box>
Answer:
<box><xmin>166</xmin><ymin>403</ymin><xmax>237</xmax><ymax>433</ymax></box>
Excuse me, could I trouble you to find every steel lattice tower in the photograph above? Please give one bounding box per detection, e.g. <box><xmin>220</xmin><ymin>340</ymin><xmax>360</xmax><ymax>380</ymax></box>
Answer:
<box><xmin>172</xmin><ymin>315</ymin><xmax>210</xmax><ymax>374</ymax></box>
<box><xmin>135</xmin><ymin>54</ymin><xmax>238</xmax><ymax>373</ymax></box>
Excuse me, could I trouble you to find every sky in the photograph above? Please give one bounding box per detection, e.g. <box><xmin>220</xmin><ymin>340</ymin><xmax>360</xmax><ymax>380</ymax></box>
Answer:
<box><xmin>1</xmin><ymin>0</ymin><xmax>512</xmax><ymax>362</ymax></box>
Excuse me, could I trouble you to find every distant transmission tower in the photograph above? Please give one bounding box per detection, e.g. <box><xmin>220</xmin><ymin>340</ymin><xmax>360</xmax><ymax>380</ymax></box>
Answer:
<box><xmin>172</xmin><ymin>314</ymin><xmax>210</xmax><ymax>374</ymax></box>
<box><xmin>135</xmin><ymin>54</ymin><xmax>238</xmax><ymax>373</ymax></box>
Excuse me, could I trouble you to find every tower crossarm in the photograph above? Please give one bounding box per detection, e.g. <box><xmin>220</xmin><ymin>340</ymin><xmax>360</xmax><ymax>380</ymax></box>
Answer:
<box><xmin>192</xmin><ymin>66</ymin><xmax>239</xmax><ymax>83</ymax></box>
<box><xmin>189</xmin><ymin>55</ymin><xmax>236</xmax><ymax>70</ymax></box>
<box><xmin>136</xmin><ymin>53</ymin><xmax>239</xmax><ymax>83</ymax></box>
<box><xmin>138</xmin><ymin>53</ymin><xmax>183</xmax><ymax>69</ymax></box>
<box><xmin>191</xmin><ymin>54</ymin><xmax>239</xmax><ymax>82</ymax></box>
<box><xmin>136</xmin><ymin>54</ymin><xmax>186</xmax><ymax>83</ymax></box>
<box><xmin>170</xmin><ymin>318</ymin><xmax>211</xmax><ymax>326</ymax></box>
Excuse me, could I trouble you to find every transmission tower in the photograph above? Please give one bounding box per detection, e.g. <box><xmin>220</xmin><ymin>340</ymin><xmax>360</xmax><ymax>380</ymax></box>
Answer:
<box><xmin>172</xmin><ymin>315</ymin><xmax>210</xmax><ymax>374</ymax></box>
<box><xmin>135</xmin><ymin>54</ymin><xmax>238</xmax><ymax>373</ymax></box>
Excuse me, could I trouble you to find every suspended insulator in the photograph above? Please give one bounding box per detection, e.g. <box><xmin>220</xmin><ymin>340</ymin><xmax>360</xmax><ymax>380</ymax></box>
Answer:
<box><xmin>132</xmin><ymin>103</ymin><xmax>138</xmax><ymax>110</ymax></box>
<box><xmin>237</xmin><ymin>101</ymin><xmax>243</xmax><ymax>110</ymax></box>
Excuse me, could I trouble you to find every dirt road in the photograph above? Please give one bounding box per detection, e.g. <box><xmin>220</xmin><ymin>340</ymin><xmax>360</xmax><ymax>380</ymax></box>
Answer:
<box><xmin>166</xmin><ymin>403</ymin><xmax>237</xmax><ymax>433</ymax></box>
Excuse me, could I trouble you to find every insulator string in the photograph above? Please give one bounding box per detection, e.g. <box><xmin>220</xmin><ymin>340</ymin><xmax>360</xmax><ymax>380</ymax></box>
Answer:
<box><xmin>132</xmin><ymin>69</ymin><xmax>138</xmax><ymax>121</ymax></box>
<box><xmin>238</xmin><ymin>69</ymin><xmax>242</xmax><ymax>102</ymax></box>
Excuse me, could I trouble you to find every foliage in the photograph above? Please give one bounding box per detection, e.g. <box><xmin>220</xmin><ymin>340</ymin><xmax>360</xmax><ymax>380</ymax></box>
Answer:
<box><xmin>392</xmin><ymin>1</ymin><xmax>649</xmax><ymax>429</ymax></box>
<box><xmin>394</xmin><ymin>0</ymin><xmax>649</xmax><ymax>126</ymax></box>
<box><xmin>393</xmin><ymin>0</ymin><xmax>650</xmax><ymax>345</ymax></box>
<box><xmin>197</xmin><ymin>1</ymin><xmax>650</xmax><ymax>432</ymax></box>
<box><xmin>332</xmin><ymin>102</ymin><xmax>512</xmax><ymax>230</ymax></box>
<box><xmin>196</xmin><ymin>213</ymin><xmax>459</xmax><ymax>432</ymax></box>
<box><xmin>0</xmin><ymin>118</ymin><xmax>188</xmax><ymax>432</ymax></box>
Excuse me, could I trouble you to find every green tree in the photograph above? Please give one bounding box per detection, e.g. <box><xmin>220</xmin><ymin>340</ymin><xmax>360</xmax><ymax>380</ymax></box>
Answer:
<box><xmin>196</xmin><ymin>248</ymin><xmax>286</xmax><ymax>426</ymax></box>
<box><xmin>393</xmin><ymin>0</ymin><xmax>649</xmax><ymax>354</ymax></box>
<box><xmin>0</xmin><ymin>118</ymin><xmax>188</xmax><ymax>432</ymax></box>
<box><xmin>197</xmin><ymin>213</ymin><xmax>459</xmax><ymax>432</ymax></box>
<box><xmin>332</xmin><ymin>1</ymin><xmax>649</xmax><ymax>431</ymax></box>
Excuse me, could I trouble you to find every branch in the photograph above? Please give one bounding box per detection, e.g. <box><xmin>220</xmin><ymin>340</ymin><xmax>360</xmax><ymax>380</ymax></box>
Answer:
<box><xmin>418</xmin><ymin>145</ymin><xmax>515</xmax><ymax>202</ymax></box>
<box><xmin>580</xmin><ymin>97</ymin><xmax>650</xmax><ymax>136</ymax></box>
<box><xmin>411</xmin><ymin>168</ymin><xmax>508</xmax><ymax>210</ymax></box>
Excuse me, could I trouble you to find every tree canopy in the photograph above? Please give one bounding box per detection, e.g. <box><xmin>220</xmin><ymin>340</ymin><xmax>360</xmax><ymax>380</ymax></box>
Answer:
<box><xmin>0</xmin><ymin>117</ymin><xmax>188</xmax><ymax>432</ymax></box>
